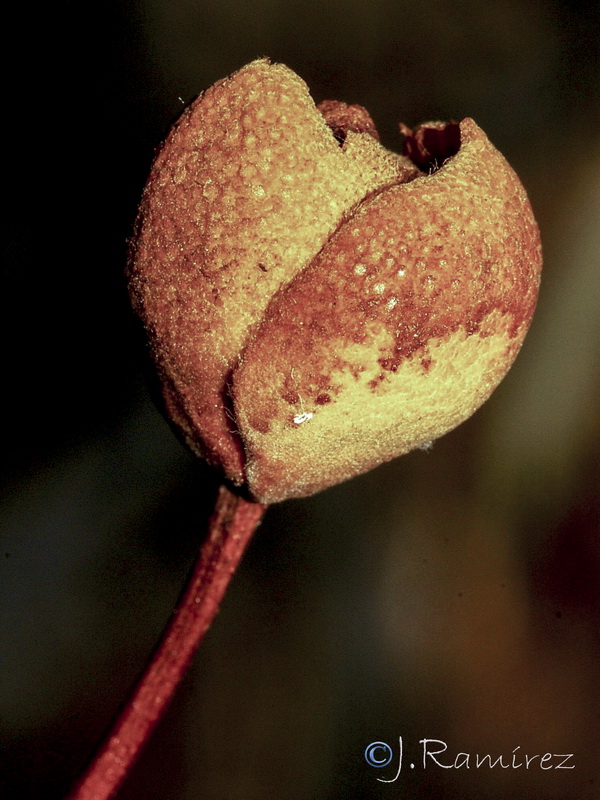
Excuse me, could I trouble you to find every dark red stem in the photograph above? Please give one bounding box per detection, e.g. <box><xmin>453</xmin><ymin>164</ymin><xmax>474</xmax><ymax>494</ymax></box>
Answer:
<box><xmin>67</xmin><ymin>485</ymin><xmax>266</xmax><ymax>800</ymax></box>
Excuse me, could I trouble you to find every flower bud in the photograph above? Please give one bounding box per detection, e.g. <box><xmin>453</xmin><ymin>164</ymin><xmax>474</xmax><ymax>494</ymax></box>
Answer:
<box><xmin>128</xmin><ymin>59</ymin><xmax>542</xmax><ymax>504</ymax></box>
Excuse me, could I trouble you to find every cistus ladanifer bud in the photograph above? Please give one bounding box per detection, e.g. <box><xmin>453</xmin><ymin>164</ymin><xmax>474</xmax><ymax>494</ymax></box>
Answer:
<box><xmin>128</xmin><ymin>59</ymin><xmax>542</xmax><ymax>504</ymax></box>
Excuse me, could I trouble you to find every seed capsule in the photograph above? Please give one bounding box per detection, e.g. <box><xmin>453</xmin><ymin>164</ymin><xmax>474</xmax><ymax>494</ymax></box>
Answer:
<box><xmin>128</xmin><ymin>59</ymin><xmax>542</xmax><ymax>504</ymax></box>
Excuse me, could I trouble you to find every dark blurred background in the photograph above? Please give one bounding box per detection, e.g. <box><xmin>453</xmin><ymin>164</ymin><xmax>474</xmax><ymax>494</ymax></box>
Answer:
<box><xmin>1</xmin><ymin>1</ymin><xmax>599</xmax><ymax>798</ymax></box>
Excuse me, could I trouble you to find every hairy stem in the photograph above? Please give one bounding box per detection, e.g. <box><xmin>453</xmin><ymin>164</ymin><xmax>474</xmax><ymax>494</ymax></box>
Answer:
<box><xmin>67</xmin><ymin>485</ymin><xmax>266</xmax><ymax>800</ymax></box>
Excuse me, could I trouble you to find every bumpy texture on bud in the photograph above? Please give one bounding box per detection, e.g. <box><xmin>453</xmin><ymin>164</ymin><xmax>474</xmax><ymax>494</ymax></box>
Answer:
<box><xmin>128</xmin><ymin>59</ymin><xmax>542</xmax><ymax>504</ymax></box>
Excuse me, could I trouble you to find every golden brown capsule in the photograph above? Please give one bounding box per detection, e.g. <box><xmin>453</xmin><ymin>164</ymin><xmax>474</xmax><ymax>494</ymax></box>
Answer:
<box><xmin>128</xmin><ymin>59</ymin><xmax>542</xmax><ymax>503</ymax></box>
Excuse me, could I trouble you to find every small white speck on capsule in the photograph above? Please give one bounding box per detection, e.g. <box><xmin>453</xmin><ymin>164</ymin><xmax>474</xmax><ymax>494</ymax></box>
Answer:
<box><xmin>293</xmin><ymin>412</ymin><xmax>313</xmax><ymax>425</ymax></box>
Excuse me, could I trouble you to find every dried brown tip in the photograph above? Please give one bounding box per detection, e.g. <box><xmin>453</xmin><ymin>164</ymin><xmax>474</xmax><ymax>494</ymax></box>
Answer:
<box><xmin>400</xmin><ymin>120</ymin><xmax>461</xmax><ymax>173</ymax></box>
<box><xmin>318</xmin><ymin>99</ymin><xmax>381</xmax><ymax>144</ymax></box>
